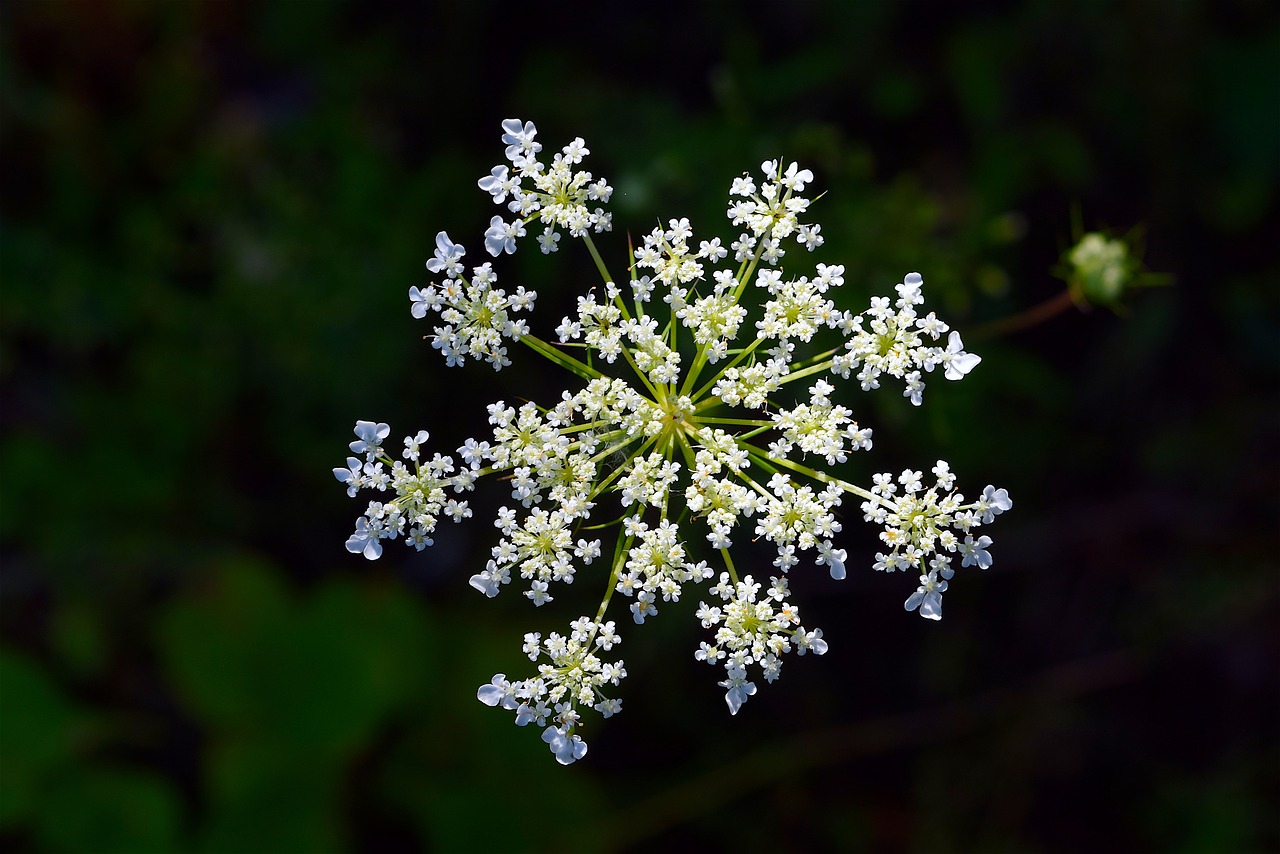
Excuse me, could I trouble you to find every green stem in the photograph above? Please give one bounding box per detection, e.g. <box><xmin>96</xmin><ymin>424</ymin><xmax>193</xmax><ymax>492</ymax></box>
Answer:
<box><xmin>695</xmin><ymin>416</ymin><xmax>773</xmax><ymax>428</ymax></box>
<box><xmin>730</xmin><ymin>230</ymin><xmax>769</xmax><ymax>306</ymax></box>
<box><xmin>720</xmin><ymin>547</ymin><xmax>740</xmax><ymax>585</ymax></box>
<box><xmin>738</xmin><ymin>442</ymin><xmax>890</xmax><ymax>508</ymax></box>
<box><xmin>675</xmin><ymin>428</ymin><xmax>697</xmax><ymax>471</ymax></box>
<box><xmin>737</xmin><ymin>425</ymin><xmax>773</xmax><ymax>442</ymax></box>
<box><xmin>589</xmin><ymin>435</ymin><xmax>641</xmax><ymax>465</ymax></box>
<box><xmin>775</xmin><ymin>358</ymin><xmax>835</xmax><ymax>387</ymax></box>
<box><xmin>679</xmin><ymin>344</ymin><xmax>713</xmax><ymax>399</ymax></box>
<box><xmin>731</xmin><ymin>466</ymin><xmax>780</xmax><ymax>503</ymax></box>
<box><xmin>580</xmin><ymin>511</ymin><xmax>633</xmax><ymax>531</ymax></box>
<box><xmin>581</xmin><ymin>233</ymin><xmax>616</xmax><ymax>286</ymax></box>
<box><xmin>690</xmin><ymin>336</ymin><xmax>765</xmax><ymax>402</ymax></box>
<box><xmin>521</xmin><ymin>334</ymin><xmax>604</xmax><ymax>381</ymax></box>
<box><xmin>560</xmin><ymin>421</ymin><xmax>610</xmax><ymax>435</ymax></box>
<box><xmin>788</xmin><ymin>345</ymin><xmax>842</xmax><ymax>372</ymax></box>
<box><xmin>590</xmin><ymin>533</ymin><xmax>634</xmax><ymax>636</ymax></box>
<box><xmin>588</xmin><ymin>433</ymin><xmax>660</xmax><ymax>501</ymax></box>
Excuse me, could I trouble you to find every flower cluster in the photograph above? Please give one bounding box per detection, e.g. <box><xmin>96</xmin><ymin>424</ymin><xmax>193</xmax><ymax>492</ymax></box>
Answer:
<box><xmin>864</xmin><ymin>464</ymin><xmax>1012</xmax><ymax>619</ymax></box>
<box><xmin>477</xmin><ymin>615</ymin><xmax>626</xmax><ymax>764</ymax></box>
<box><xmin>335</xmin><ymin>421</ymin><xmax>472</xmax><ymax>560</ymax></box>
<box><xmin>1067</xmin><ymin>231</ymin><xmax>1133</xmax><ymax>304</ymax></box>
<box><xmin>479</xmin><ymin>118</ymin><xmax>613</xmax><ymax>256</ymax></box>
<box><xmin>695</xmin><ymin>573</ymin><xmax>828</xmax><ymax>714</ymax></box>
<box><xmin>409</xmin><ymin>233</ymin><xmax>536</xmax><ymax>370</ymax></box>
<box><xmin>336</xmin><ymin>120</ymin><xmax>1012</xmax><ymax>764</ymax></box>
<box><xmin>833</xmin><ymin>273</ymin><xmax>981</xmax><ymax>405</ymax></box>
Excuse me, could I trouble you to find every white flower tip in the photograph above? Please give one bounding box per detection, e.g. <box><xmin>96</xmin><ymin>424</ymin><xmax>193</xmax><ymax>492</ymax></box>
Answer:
<box><xmin>469</xmin><ymin>573</ymin><xmax>498</xmax><ymax>597</ymax></box>
<box><xmin>477</xmin><ymin>683</ymin><xmax>504</xmax><ymax>707</ymax></box>
<box><xmin>905</xmin><ymin>272</ymin><xmax>924</xmax><ymax>286</ymax></box>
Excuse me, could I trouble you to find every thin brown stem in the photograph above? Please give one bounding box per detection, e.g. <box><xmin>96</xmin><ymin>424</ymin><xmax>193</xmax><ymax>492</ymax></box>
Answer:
<box><xmin>970</xmin><ymin>289</ymin><xmax>1080</xmax><ymax>339</ymax></box>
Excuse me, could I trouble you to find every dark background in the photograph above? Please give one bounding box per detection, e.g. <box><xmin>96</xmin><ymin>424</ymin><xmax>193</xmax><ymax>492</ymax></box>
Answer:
<box><xmin>2</xmin><ymin>1</ymin><xmax>1277</xmax><ymax>851</ymax></box>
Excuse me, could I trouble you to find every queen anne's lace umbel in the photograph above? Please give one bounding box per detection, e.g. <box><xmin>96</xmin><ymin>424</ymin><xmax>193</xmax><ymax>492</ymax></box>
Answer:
<box><xmin>336</xmin><ymin>120</ymin><xmax>1012</xmax><ymax>764</ymax></box>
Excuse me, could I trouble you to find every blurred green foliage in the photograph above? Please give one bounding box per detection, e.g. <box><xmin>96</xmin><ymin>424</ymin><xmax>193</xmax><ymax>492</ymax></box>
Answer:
<box><xmin>1</xmin><ymin>0</ymin><xmax>1277</xmax><ymax>851</ymax></box>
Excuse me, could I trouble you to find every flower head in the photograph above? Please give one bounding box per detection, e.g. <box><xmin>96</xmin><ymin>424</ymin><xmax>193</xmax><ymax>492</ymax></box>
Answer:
<box><xmin>337</xmin><ymin>120</ymin><xmax>1013</xmax><ymax>762</ymax></box>
<box><xmin>478</xmin><ymin>120</ymin><xmax>612</xmax><ymax>256</ymax></box>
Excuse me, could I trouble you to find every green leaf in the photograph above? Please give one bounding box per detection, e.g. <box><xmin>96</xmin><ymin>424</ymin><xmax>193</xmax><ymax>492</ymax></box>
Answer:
<box><xmin>0</xmin><ymin>648</ymin><xmax>84</xmax><ymax>827</ymax></box>
<box><xmin>198</xmin><ymin>741</ymin><xmax>341</xmax><ymax>854</ymax></box>
<box><xmin>35</xmin><ymin>768</ymin><xmax>181</xmax><ymax>854</ymax></box>
<box><xmin>158</xmin><ymin>558</ymin><xmax>435</xmax><ymax>758</ymax></box>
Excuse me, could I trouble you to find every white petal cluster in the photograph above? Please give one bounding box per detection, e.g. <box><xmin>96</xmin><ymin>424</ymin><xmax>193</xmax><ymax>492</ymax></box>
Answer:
<box><xmin>335</xmin><ymin>421</ymin><xmax>471</xmax><ymax>560</ymax></box>
<box><xmin>409</xmin><ymin>232</ymin><xmax>535</xmax><ymax>371</ymax></box>
<box><xmin>477</xmin><ymin>616</ymin><xmax>626</xmax><ymax>765</ymax></box>
<box><xmin>755</xmin><ymin>270</ymin><xmax>842</xmax><ymax>346</ymax></box>
<box><xmin>685</xmin><ymin>429</ymin><xmax>757</xmax><ymax>548</ymax></box>
<box><xmin>478</xmin><ymin>119</ymin><xmax>613</xmax><ymax>257</ymax></box>
<box><xmin>831</xmin><ymin>272</ymin><xmax>981</xmax><ymax>404</ymax></box>
<box><xmin>634</xmin><ymin>217</ymin><xmax>723</xmax><ymax>286</ymax></box>
<box><xmin>755</xmin><ymin>474</ymin><xmax>844</xmax><ymax>572</ymax></box>
<box><xmin>615</xmin><ymin>518</ymin><xmax>713</xmax><ymax>624</ymax></box>
<box><xmin>555</xmin><ymin>283</ymin><xmax>624</xmax><ymax>361</ymax></box>
<box><xmin>621</xmin><ymin>316</ymin><xmax>682</xmax><ymax>385</ymax></box>
<box><xmin>712</xmin><ymin>359</ymin><xmax>786</xmax><ymax>409</ymax></box>
<box><xmin>727</xmin><ymin>159</ymin><xmax>823</xmax><ymax>265</ymax></box>
<box><xmin>678</xmin><ymin>288</ymin><xmax>747</xmax><ymax>361</ymax></box>
<box><xmin>864</xmin><ymin>464</ymin><xmax>1012</xmax><ymax>620</ymax></box>
<box><xmin>617</xmin><ymin>452</ymin><xmax>681</xmax><ymax>509</ymax></box>
<box><xmin>337</xmin><ymin>120</ymin><xmax>1014</xmax><ymax>763</ymax></box>
<box><xmin>695</xmin><ymin>573</ymin><xmax>827</xmax><ymax>714</ymax></box>
<box><xmin>770</xmin><ymin>379</ymin><xmax>873</xmax><ymax>465</ymax></box>
<box><xmin>469</xmin><ymin>507</ymin><xmax>603</xmax><ymax>605</ymax></box>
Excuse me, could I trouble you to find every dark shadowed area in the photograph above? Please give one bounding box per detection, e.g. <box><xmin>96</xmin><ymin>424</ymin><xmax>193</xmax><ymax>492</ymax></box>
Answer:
<box><xmin>2</xmin><ymin>1</ymin><xmax>1277</xmax><ymax>851</ymax></box>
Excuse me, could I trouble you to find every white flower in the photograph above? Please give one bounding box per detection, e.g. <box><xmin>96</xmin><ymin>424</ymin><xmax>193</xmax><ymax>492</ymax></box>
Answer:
<box><xmin>904</xmin><ymin>572</ymin><xmax>948</xmax><ymax>620</ymax></box>
<box><xmin>960</xmin><ymin>534</ymin><xmax>994</xmax><ymax>569</ymax></box>
<box><xmin>477</xmin><ymin>674</ymin><xmax>518</xmax><ymax>709</ymax></box>
<box><xmin>542</xmin><ymin>725</ymin><xmax>588</xmax><ymax>765</ymax></box>
<box><xmin>477</xmin><ymin>165</ymin><xmax>516</xmax><ymax>203</ymax></box>
<box><xmin>938</xmin><ymin>331</ymin><xmax>982</xmax><ymax>381</ymax></box>
<box><xmin>338</xmin><ymin>119</ymin><xmax>1014</xmax><ymax>764</ymax></box>
<box><xmin>500</xmin><ymin>118</ymin><xmax>541</xmax><ymax>161</ymax></box>
<box><xmin>720</xmin><ymin>666</ymin><xmax>757</xmax><ymax>715</ymax></box>
<box><xmin>332</xmin><ymin>456</ymin><xmax>363</xmax><ymax>498</ymax></box>
<box><xmin>976</xmin><ymin>485</ymin><xmax>1013</xmax><ymax>523</ymax></box>
<box><xmin>469</xmin><ymin>563</ymin><xmax>507</xmax><ymax>597</ymax></box>
<box><xmin>562</xmin><ymin>137</ymin><xmax>589</xmax><ymax>164</ymax></box>
<box><xmin>817</xmin><ymin>540</ymin><xmax>847</xmax><ymax>580</ymax></box>
<box><xmin>349</xmin><ymin>420</ymin><xmax>390</xmax><ymax>460</ymax></box>
<box><xmin>426</xmin><ymin>231</ymin><xmax>466</xmax><ymax>278</ymax></box>
<box><xmin>409</xmin><ymin>285</ymin><xmax>432</xmax><ymax>319</ymax></box>
<box><xmin>795</xmin><ymin>628</ymin><xmax>828</xmax><ymax>656</ymax></box>
<box><xmin>403</xmin><ymin>430</ymin><xmax>430</xmax><ymax>461</ymax></box>
<box><xmin>344</xmin><ymin>516</ymin><xmax>382</xmax><ymax>560</ymax></box>
<box><xmin>484</xmin><ymin>216</ymin><xmax>525</xmax><ymax>256</ymax></box>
